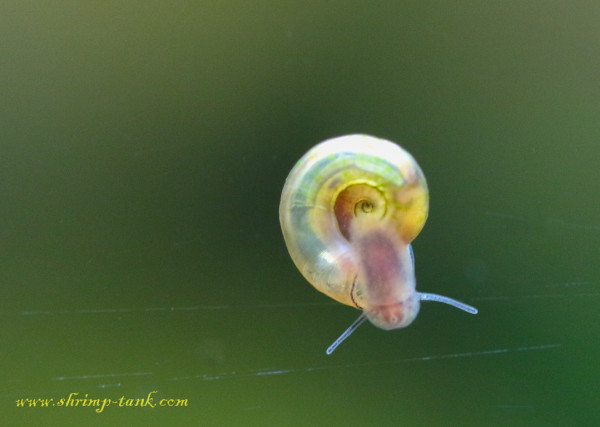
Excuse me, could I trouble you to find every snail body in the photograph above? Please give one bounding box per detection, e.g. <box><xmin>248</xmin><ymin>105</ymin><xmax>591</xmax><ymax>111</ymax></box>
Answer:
<box><xmin>279</xmin><ymin>135</ymin><xmax>477</xmax><ymax>354</ymax></box>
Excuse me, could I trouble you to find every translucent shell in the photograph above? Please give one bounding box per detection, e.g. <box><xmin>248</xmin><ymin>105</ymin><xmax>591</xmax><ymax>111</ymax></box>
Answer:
<box><xmin>280</xmin><ymin>134</ymin><xmax>428</xmax><ymax>319</ymax></box>
<box><xmin>279</xmin><ymin>134</ymin><xmax>477</xmax><ymax>354</ymax></box>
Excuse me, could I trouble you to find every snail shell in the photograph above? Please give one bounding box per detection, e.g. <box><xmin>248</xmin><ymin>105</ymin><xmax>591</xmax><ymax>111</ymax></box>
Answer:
<box><xmin>279</xmin><ymin>134</ymin><xmax>476</xmax><ymax>353</ymax></box>
<box><xmin>280</xmin><ymin>134</ymin><xmax>428</xmax><ymax>328</ymax></box>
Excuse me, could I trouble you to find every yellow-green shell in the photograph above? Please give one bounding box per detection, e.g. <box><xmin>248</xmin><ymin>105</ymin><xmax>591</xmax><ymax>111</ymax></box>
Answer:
<box><xmin>279</xmin><ymin>135</ymin><xmax>429</xmax><ymax>315</ymax></box>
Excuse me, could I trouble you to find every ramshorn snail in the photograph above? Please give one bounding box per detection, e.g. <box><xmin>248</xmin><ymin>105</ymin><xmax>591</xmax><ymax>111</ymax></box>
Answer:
<box><xmin>279</xmin><ymin>134</ymin><xmax>477</xmax><ymax>354</ymax></box>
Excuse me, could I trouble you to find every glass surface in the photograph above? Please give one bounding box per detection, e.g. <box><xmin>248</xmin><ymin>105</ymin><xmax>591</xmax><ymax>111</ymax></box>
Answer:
<box><xmin>2</xmin><ymin>2</ymin><xmax>599</xmax><ymax>425</ymax></box>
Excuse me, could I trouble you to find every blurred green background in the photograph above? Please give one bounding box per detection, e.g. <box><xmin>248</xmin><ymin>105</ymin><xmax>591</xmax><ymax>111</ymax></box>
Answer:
<box><xmin>2</xmin><ymin>1</ymin><xmax>599</xmax><ymax>425</ymax></box>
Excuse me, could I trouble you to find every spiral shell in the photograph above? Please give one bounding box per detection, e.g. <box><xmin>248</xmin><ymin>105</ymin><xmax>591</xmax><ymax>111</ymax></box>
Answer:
<box><xmin>279</xmin><ymin>134</ymin><xmax>429</xmax><ymax>330</ymax></box>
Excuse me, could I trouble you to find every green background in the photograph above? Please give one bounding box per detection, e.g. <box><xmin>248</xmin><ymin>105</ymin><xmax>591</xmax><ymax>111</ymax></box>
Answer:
<box><xmin>2</xmin><ymin>1</ymin><xmax>599</xmax><ymax>425</ymax></box>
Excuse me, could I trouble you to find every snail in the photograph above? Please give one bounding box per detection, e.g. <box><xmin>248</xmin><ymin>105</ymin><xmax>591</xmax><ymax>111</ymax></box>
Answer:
<box><xmin>279</xmin><ymin>134</ymin><xmax>477</xmax><ymax>355</ymax></box>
